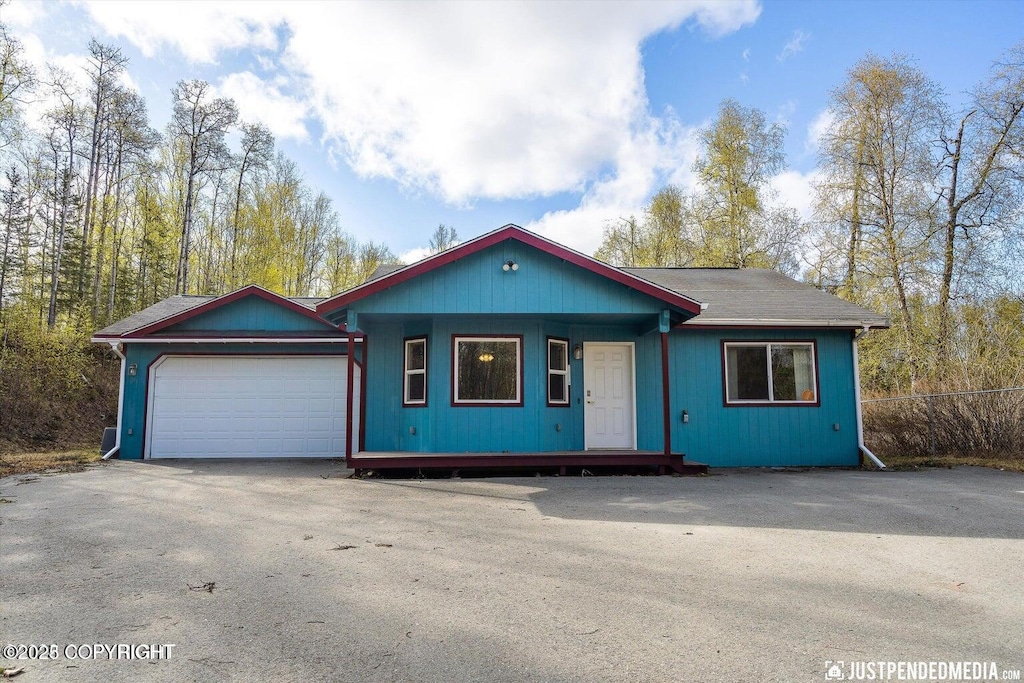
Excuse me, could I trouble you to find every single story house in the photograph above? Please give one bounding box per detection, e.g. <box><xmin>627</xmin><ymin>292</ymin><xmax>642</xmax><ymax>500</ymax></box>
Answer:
<box><xmin>92</xmin><ymin>224</ymin><xmax>889</xmax><ymax>473</ymax></box>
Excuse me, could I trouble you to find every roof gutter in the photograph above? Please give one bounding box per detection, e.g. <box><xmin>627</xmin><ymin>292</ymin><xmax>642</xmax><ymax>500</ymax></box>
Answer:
<box><xmin>681</xmin><ymin>318</ymin><xmax>889</xmax><ymax>328</ymax></box>
<box><xmin>90</xmin><ymin>336</ymin><xmax>363</xmax><ymax>344</ymax></box>
<box><xmin>853</xmin><ymin>325</ymin><xmax>886</xmax><ymax>469</ymax></box>
<box><xmin>103</xmin><ymin>342</ymin><xmax>126</xmax><ymax>460</ymax></box>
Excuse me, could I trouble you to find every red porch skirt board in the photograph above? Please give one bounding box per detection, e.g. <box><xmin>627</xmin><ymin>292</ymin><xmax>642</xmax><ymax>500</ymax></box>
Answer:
<box><xmin>347</xmin><ymin>451</ymin><xmax>708</xmax><ymax>476</ymax></box>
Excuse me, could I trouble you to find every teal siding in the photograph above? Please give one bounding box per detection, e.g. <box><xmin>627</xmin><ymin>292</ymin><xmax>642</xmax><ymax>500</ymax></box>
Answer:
<box><xmin>668</xmin><ymin>328</ymin><xmax>859</xmax><ymax>467</ymax></box>
<box><xmin>362</xmin><ymin>317</ymin><xmax>664</xmax><ymax>453</ymax></box>
<box><xmin>166</xmin><ymin>296</ymin><xmax>334</xmax><ymax>333</ymax></box>
<box><xmin>350</xmin><ymin>241</ymin><xmax>667</xmax><ymax>316</ymax></box>
<box><xmin>361</xmin><ymin>323</ymin><xmax>859</xmax><ymax>465</ymax></box>
<box><xmin>117</xmin><ymin>325</ymin><xmax>860</xmax><ymax>466</ymax></box>
<box><xmin>117</xmin><ymin>343</ymin><xmax>356</xmax><ymax>459</ymax></box>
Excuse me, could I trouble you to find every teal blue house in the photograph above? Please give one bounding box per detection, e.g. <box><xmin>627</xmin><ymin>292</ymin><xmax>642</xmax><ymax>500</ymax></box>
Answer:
<box><xmin>93</xmin><ymin>225</ymin><xmax>888</xmax><ymax>472</ymax></box>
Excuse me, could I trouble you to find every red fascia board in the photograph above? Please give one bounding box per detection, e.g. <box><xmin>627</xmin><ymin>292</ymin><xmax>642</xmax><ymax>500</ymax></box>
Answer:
<box><xmin>123</xmin><ymin>285</ymin><xmax>338</xmax><ymax>338</ymax></box>
<box><xmin>315</xmin><ymin>225</ymin><xmax>703</xmax><ymax>316</ymax></box>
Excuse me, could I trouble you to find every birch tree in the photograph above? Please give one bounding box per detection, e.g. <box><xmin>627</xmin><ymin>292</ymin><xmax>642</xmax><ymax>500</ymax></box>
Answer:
<box><xmin>169</xmin><ymin>79</ymin><xmax>237</xmax><ymax>294</ymax></box>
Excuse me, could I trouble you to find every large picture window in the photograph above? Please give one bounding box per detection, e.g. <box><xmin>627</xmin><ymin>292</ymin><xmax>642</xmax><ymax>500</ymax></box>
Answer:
<box><xmin>403</xmin><ymin>337</ymin><xmax>427</xmax><ymax>406</ymax></box>
<box><xmin>547</xmin><ymin>338</ymin><xmax>569</xmax><ymax>406</ymax></box>
<box><xmin>453</xmin><ymin>336</ymin><xmax>522</xmax><ymax>405</ymax></box>
<box><xmin>724</xmin><ymin>341</ymin><xmax>817</xmax><ymax>405</ymax></box>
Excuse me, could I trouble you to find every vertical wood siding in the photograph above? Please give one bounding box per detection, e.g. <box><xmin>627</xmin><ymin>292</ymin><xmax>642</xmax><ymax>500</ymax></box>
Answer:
<box><xmin>362</xmin><ymin>322</ymin><xmax>859</xmax><ymax>465</ymax></box>
<box><xmin>668</xmin><ymin>328</ymin><xmax>859</xmax><ymax>467</ymax></box>
<box><xmin>166</xmin><ymin>296</ymin><xmax>334</xmax><ymax>333</ymax></box>
<box><xmin>350</xmin><ymin>241</ymin><xmax>668</xmax><ymax>316</ymax></box>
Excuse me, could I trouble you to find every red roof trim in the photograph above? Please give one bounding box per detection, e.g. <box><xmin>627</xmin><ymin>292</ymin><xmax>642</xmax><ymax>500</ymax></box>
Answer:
<box><xmin>123</xmin><ymin>285</ymin><xmax>338</xmax><ymax>338</ymax></box>
<box><xmin>315</xmin><ymin>225</ymin><xmax>703</xmax><ymax>315</ymax></box>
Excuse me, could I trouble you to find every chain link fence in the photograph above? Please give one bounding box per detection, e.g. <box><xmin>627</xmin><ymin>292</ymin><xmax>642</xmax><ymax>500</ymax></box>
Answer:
<box><xmin>862</xmin><ymin>387</ymin><xmax>1024</xmax><ymax>457</ymax></box>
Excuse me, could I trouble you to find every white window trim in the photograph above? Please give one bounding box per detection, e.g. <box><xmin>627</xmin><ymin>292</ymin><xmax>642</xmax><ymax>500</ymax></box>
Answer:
<box><xmin>724</xmin><ymin>341</ymin><xmax>818</xmax><ymax>404</ymax></box>
<box><xmin>403</xmin><ymin>337</ymin><xmax>427</xmax><ymax>406</ymax></box>
<box><xmin>547</xmin><ymin>338</ymin><xmax>570</xmax><ymax>406</ymax></box>
<box><xmin>453</xmin><ymin>335</ymin><xmax>522</xmax><ymax>405</ymax></box>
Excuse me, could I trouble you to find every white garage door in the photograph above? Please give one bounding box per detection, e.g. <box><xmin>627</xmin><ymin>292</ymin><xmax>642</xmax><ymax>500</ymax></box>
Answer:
<box><xmin>147</xmin><ymin>355</ymin><xmax>360</xmax><ymax>459</ymax></box>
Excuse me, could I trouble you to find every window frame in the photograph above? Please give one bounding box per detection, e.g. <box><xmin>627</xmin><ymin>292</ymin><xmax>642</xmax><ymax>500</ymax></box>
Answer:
<box><xmin>403</xmin><ymin>336</ymin><xmax>428</xmax><ymax>407</ymax></box>
<box><xmin>451</xmin><ymin>334</ymin><xmax>524</xmax><ymax>407</ymax></box>
<box><xmin>721</xmin><ymin>340</ymin><xmax>820</xmax><ymax>407</ymax></box>
<box><xmin>546</xmin><ymin>337</ymin><xmax>571</xmax><ymax>407</ymax></box>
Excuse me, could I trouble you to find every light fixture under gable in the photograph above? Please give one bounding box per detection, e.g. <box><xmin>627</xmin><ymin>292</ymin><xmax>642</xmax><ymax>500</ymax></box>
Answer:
<box><xmin>502</xmin><ymin>259</ymin><xmax>518</xmax><ymax>272</ymax></box>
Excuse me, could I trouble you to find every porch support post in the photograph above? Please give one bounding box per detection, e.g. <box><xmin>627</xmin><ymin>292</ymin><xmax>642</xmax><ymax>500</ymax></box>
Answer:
<box><xmin>359</xmin><ymin>334</ymin><xmax>368</xmax><ymax>452</ymax></box>
<box><xmin>661</xmin><ymin>331</ymin><xmax>671</xmax><ymax>457</ymax></box>
<box><xmin>659</xmin><ymin>310</ymin><xmax>672</xmax><ymax>457</ymax></box>
<box><xmin>345</xmin><ymin>312</ymin><xmax>358</xmax><ymax>461</ymax></box>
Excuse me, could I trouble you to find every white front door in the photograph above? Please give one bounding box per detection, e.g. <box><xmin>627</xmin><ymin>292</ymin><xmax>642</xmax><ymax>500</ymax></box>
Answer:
<box><xmin>583</xmin><ymin>342</ymin><xmax>636</xmax><ymax>450</ymax></box>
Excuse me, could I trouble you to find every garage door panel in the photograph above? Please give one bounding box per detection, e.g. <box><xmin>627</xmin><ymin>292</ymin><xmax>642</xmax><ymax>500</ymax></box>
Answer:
<box><xmin>148</xmin><ymin>355</ymin><xmax>357</xmax><ymax>459</ymax></box>
<box><xmin>308</xmin><ymin>398</ymin><xmax>333</xmax><ymax>414</ymax></box>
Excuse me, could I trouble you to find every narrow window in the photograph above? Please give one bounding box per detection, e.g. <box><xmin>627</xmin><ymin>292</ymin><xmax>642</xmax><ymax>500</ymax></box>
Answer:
<box><xmin>547</xmin><ymin>338</ymin><xmax>569</xmax><ymax>406</ymax></box>
<box><xmin>724</xmin><ymin>342</ymin><xmax>817</xmax><ymax>405</ymax></box>
<box><xmin>453</xmin><ymin>336</ymin><xmax>522</xmax><ymax>405</ymax></box>
<box><xmin>404</xmin><ymin>337</ymin><xmax>427</xmax><ymax>406</ymax></box>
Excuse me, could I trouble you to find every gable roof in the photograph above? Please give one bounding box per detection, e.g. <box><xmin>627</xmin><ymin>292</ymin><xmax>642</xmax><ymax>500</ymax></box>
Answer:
<box><xmin>316</xmin><ymin>224</ymin><xmax>704</xmax><ymax>316</ymax></box>
<box><xmin>92</xmin><ymin>285</ymin><xmax>335</xmax><ymax>339</ymax></box>
<box><xmin>624</xmin><ymin>267</ymin><xmax>889</xmax><ymax>329</ymax></box>
<box><xmin>366</xmin><ymin>264</ymin><xmax>403</xmax><ymax>282</ymax></box>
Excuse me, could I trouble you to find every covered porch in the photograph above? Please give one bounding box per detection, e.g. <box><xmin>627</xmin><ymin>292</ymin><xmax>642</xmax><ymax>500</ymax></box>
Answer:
<box><xmin>347</xmin><ymin>450</ymin><xmax>708</xmax><ymax>476</ymax></box>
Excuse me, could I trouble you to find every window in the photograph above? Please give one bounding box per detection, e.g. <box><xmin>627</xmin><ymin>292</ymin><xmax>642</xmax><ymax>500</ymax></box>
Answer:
<box><xmin>724</xmin><ymin>341</ymin><xmax>817</xmax><ymax>405</ymax></box>
<box><xmin>453</xmin><ymin>336</ymin><xmax>522</xmax><ymax>405</ymax></box>
<box><xmin>403</xmin><ymin>337</ymin><xmax>427</xmax><ymax>406</ymax></box>
<box><xmin>547</xmin><ymin>338</ymin><xmax>569</xmax><ymax>406</ymax></box>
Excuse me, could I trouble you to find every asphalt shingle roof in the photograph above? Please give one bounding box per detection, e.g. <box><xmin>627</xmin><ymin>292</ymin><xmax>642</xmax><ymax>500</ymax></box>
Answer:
<box><xmin>623</xmin><ymin>267</ymin><xmax>888</xmax><ymax>327</ymax></box>
<box><xmin>95</xmin><ymin>266</ymin><xmax>886</xmax><ymax>338</ymax></box>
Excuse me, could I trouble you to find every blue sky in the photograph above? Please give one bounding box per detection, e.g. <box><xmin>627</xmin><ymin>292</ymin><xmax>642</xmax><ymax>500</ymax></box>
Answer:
<box><xmin>6</xmin><ymin>0</ymin><xmax>1023</xmax><ymax>261</ymax></box>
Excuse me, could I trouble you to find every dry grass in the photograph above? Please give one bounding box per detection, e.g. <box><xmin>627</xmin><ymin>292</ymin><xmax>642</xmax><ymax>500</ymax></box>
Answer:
<box><xmin>0</xmin><ymin>448</ymin><xmax>103</xmax><ymax>479</ymax></box>
<box><xmin>873</xmin><ymin>453</ymin><xmax>1024</xmax><ymax>473</ymax></box>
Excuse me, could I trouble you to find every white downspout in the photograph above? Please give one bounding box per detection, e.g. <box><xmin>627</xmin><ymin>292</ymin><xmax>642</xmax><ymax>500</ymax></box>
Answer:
<box><xmin>853</xmin><ymin>325</ymin><xmax>886</xmax><ymax>469</ymax></box>
<box><xmin>102</xmin><ymin>341</ymin><xmax>126</xmax><ymax>460</ymax></box>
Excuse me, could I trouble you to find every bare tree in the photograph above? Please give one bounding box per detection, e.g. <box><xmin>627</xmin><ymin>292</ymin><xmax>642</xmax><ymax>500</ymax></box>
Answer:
<box><xmin>170</xmin><ymin>79</ymin><xmax>237</xmax><ymax>294</ymax></box>
<box><xmin>230</xmin><ymin>122</ymin><xmax>273</xmax><ymax>287</ymax></box>
<box><xmin>934</xmin><ymin>44</ymin><xmax>1024</xmax><ymax>361</ymax></box>
<box><xmin>427</xmin><ymin>223</ymin><xmax>459</xmax><ymax>254</ymax></box>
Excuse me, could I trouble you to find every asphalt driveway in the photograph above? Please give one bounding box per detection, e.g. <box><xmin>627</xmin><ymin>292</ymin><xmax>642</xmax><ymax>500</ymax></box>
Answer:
<box><xmin>2</xmin><ymin>462</ymin><xmax>1023</xmax><ymax>682</ymax></box>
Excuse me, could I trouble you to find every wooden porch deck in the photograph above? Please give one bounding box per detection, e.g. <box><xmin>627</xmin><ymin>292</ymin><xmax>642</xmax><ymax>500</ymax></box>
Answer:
<box><xmin>347</xmin><ymin>450</ymin><xmax>708</xmax><ymax>476</ymax></box>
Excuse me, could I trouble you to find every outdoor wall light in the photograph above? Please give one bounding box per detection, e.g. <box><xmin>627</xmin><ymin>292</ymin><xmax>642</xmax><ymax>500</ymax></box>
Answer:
<box><xmin>682</xmin><ymin>409</ymin><xmax>689</xmax><ymax>423</ymax></box>
<box><xmin>128</xmin><ymin>363</ymin><xmax>138</xmax><ymax>377</ymax></box>
<box><xmin>502</xmin><ymin>260</ymin><xmax>519</xmax><ymax>272</ymax></box>
<box><xmin>573</xmin><ymin>344</ymin><xmax>583</xmax><ymax>360</ymax></box>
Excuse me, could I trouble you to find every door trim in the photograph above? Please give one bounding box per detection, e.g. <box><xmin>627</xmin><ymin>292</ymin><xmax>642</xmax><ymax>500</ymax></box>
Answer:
<box><xmin>582</xmin><ymin>341</ymin><xmax>637</xmax><ymax>451</ymax></box>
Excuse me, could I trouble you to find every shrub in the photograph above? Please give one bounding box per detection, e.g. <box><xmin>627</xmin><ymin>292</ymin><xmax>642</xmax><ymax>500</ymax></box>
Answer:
<box><xmin>0</xmin><ymin>307</ymin><xmax>118</xmax><ymax>452</ymax></box>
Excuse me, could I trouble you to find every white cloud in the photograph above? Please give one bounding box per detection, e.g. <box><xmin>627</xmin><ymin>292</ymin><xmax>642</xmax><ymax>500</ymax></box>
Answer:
<box><xmin>739</xmin><ymin>71</ymin><xmax>749</xmax><ymax>85</ymax></box>
<box><xmin>805</xmin><ymin>108</ymin><xmax>835</xmax><ymax>154</ymax></box>
<box><xmin>82</xmin><ymin>1</ymin><xmax>284</xmax><ymax>64</ymax></box>
<box><xmin>80</xmin><ymin>0</ymin><xmax>761</xmax><ymax>252</ymax></box>
<box><xmin>4</xmin><ymin>0</ymin><xmax>48</xmax><ymax>29</ymax></box>
<box><xmin>770</xmin><ymin>169</ymin><xmax>820</xmax><ymax>222</ymax></box>
<box><xmin>777</xmin><ymin>29</ymin><xmax>809</xmax><ymax>62</ymax></box>
<box><xmin>742</xmin><ymin>48</ymin><xmax>750</xmax><ymax>62</ymax></box>
<box><xmin>398</xmin><ymin>246</ymin><xmax>432</xmax><ymax>264</ymax></box>
<box><xmin>528</xmin><ymin>116</ymin><xmax>703</xmax><ymax>255</ymax></box>
<box><xmin>216</xmin><ymin>71</ymin><xmax>309</xmax><ymax>142</ymax></box>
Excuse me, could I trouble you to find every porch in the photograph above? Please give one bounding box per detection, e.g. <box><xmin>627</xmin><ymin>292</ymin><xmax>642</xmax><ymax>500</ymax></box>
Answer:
<box><xmin>347</xmin><ymin>450</ymin><xmax>708</xmax><ymax>476</ymax></box>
